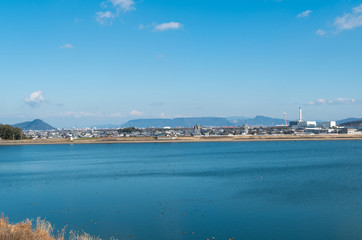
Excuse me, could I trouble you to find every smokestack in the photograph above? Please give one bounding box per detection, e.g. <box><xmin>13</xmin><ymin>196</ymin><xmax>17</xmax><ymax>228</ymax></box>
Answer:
<box><xmin>299</xmin><ymin>107</ymin><xmax>302</xmax><ymax>122</ymax></box>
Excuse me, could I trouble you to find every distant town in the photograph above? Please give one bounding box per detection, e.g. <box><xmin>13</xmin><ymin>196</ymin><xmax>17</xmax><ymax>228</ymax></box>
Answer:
<box><xmin>4</xmin><ymin>107</ymin><xmax>360</xmax><ymax>141</ymax></box>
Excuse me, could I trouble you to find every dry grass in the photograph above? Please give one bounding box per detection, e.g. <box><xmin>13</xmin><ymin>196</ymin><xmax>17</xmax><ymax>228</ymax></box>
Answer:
<box><xmin>0</xmin><ymin>216</ymin><xmax>105</xmax><ymax>240</ymax></box>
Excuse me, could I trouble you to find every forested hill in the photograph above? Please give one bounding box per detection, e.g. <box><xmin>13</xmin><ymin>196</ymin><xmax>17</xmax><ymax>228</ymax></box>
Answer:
<box><xmin>12</xmin><ymin>119</ymin><xmax>56</xmax><ymax>130</ymax></box>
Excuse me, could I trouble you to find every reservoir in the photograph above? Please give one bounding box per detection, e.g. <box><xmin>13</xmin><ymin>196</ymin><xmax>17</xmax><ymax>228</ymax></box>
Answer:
<box><xmin>1</xmin><ymin>141</ymin><xmax>362</xmax><ymax>239</ymax></box>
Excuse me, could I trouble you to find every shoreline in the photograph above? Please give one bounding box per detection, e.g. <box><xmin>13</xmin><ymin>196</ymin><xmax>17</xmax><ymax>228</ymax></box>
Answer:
<box><xmin>1</xmin><ymin>134</ymin><xmax>362</xmax><ymax>145</ymax></box>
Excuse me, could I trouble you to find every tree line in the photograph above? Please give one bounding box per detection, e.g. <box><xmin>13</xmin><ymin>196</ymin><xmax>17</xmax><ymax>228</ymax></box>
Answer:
<box><xmin>0</xmin><ymin>124</ymin><xmax>28</xmax><ymax>140</ymax></box>
<box><xmin>118</xmin><ymin>127</ymin><xmax>137</xmax><ymax>134</ymax></box>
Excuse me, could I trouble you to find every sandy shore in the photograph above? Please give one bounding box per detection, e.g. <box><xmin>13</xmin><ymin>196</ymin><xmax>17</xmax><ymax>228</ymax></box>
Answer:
<box><xmin>1</xmin><ymin>134</ymin><xmax>362</xmax><ymax>145</ymax></box>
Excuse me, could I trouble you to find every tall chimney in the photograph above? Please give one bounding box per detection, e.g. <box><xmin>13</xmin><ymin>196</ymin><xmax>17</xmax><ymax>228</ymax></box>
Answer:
<box><xmin>299</xmin><ymin>107</ymin><xmax>302</xmax><ymax>122</ymax></box>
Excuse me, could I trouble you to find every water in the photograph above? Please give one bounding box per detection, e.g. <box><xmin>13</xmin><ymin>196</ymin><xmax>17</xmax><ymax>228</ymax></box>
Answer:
<box><xmin>1</xmin><ymin>141</ymin><xmax>362</xmax><ymax>240</ymax></box>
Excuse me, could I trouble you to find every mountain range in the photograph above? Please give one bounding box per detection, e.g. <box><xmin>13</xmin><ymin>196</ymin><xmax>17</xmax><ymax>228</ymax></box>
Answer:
<box><xmin>121</xmin><ymin>116</ymin><xmax>362</xmax><ymax>128</ymax></box>
<box><xmin>339</xmin><ymin>119</ymin><xmax>362</xmax><ymax>127</ymax></box>
<box><xmin>121</xmin><ymin>117</ymin><xmax>233</xmax><ymax>128</ymax></box>
<box><xmin>9</xmin><ymin>116</ymin><xmax>362</xmax><ymax>130</ymax></box>
<box><xmin>336</xmin><ymin>118</ymin><xmax>362</xmax><ymax>125</ymax></box>
<box><xmin>228</xmin><ymin>116</ymin><xmax>288</xmax><ymax>127</ymax></box>
<box><xmin>120</xmin><ymin>116</ymin><xmax>289</xmax><ymax>128</ymax></box>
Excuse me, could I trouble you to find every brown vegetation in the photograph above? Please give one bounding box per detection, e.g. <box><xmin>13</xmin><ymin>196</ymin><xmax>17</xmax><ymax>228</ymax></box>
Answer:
<box><xmin>0</xmin><ymin>216</ymin><xmax>104</xmax><ymax>240</ymax></box>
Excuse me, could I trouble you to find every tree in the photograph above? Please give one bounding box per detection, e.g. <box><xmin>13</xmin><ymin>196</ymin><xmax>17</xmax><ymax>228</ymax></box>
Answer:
<box><xmin>0</xmin><ymin>125</ymin><xmax>27</xmax><ymax>140</ymax></box>
<box><xmin>118</xmin><ymin>127</ymin><xmax>137</xmax><ymax>134</ymax></box>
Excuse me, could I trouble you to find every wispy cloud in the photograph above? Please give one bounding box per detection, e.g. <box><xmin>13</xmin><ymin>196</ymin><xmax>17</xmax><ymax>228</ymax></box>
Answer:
<box><xmin>96</xmin><ymin>0</ymin><xmax>135</xmax><ymax>25</ymax></box>
<box><xmin>24</xmin><ymin>91</ymin><xmax>46</xmax><ymax>108</ymax></box>
<box><xmin>316</xmin><ymin>29</ymin><xmax>326</xmax><ymax>36</ymax></box>
<box><xmin>307</xmin><ymin>98</ymin><xmax>357</xmax><ymax>105</ymax></box>
<box><xmin>129</xmin><ymin>110</ymin><xmax>144</xmax><ymax>116</ymax></box>
<box><xmin>96</xmin><ymin>11</ymin><xmax>115</xmax><ymax>25</ymax></box>
<box><xmin>60</xmin><ymin>44</ymin><xmax>74</xmax><ymax>49</ymax></box>
<box><xmin>154</xmin><ymin>22</ymin><xmax>183</xmax><ymax>31</ymax></box>
<box><xmin>138</xmin><ymin>23</ymin><xmax>153</xmax><ymax>31</ymax></box>
<box><xmin>297</xmin><ymin>10</ymin><xmax>312</xmax><ymax>18</ymax></box>
<box><xmin>109</xmin><ymin>0</ymin><xmax>135</xmax><ymax>12</ymax></box>
<box><xmin>354</xmin><ymin>4</ymin><xmax>362</xmax><ymax>13</ymax></box>
<box><xmin>334</xmin><ymin>3</ymin><xmax>362</xmax><ymax>31</ymax></box>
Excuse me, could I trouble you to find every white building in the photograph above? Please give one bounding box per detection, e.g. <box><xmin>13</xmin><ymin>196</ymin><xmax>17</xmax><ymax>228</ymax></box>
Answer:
<box><xmin>297</xmin><ymin>121</ymin><xmax>317</xmax><ymax>128</ymax></box>
<box><xmin>317</xmin><ymin>121</ymin><xmax>336</xmax><ymax>129</ymax></box>
<box><xmin>289</xmin><ymin>107</ymin><xmax>321</xmax><ymax>129</ymax></box>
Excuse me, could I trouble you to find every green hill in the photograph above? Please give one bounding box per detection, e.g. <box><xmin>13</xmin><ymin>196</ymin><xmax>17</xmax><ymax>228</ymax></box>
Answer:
<box><xmin>12</xmin><ymin>119</ymin><xmax>56</xmax><ymax>130</ymax></box>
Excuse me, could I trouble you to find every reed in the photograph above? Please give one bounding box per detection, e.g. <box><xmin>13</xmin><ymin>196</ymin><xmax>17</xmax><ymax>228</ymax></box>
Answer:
<box><xmin>0</xmin><ymin>216</ymin><xmax>104</xmax><ymax>240</ymax></box>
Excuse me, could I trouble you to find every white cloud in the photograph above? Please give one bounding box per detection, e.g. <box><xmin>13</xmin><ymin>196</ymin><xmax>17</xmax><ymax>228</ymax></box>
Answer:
<box><xmin>297</xmin><ymin>10</ymin><xmax>312</xmax><ymax>18</ymax></box>
<box><xmin>96</xmin><ymin>11</ymin><xmax>115</xmax><ymax>25</ymax></box>
<box><xmin>139</xmin><ymin>23</ymin><xmax>154</xmax><ymax>31</ymax></box>
<box><xmin>334</xmin><ymin>4</ymin><xmax>362</xmax><ymax>30</ymax></box>
<box><xmin>316</xmin><ymin>29</ymin><xmax>326</xmax><ymax>36</ymax></box>
<box><xmin>95</xmin><ymin>0</ymin><xmax>135</xmax><ymax>25</ymax></box>
<box><xmin>129</xmin><ymin>110</ymin><xmax>144</xmax><ymax>116</ymax></box>
<box><xmin>154</xmin><ymin>22</ymin><xmax>183</xmax><ymax>31</ymax></box>
<box><xmin>110</xmin><ymin>0</ymin><xmax>135</xmax><ymax>12</ymax></box>
<box><xmin>307</xmin><ymin>98</ymin><xmax>357</xmax><ymax>105</ymax></box>
<box><xmin>59</xmin><ymin>44</ymin><xmax>74</xmax><ymax>49</ymax></box>
<box><xmin>24</xmin><ymin>91</ymin><xmax>46</xmax><ymax>108</ymax></box>
<box><xmin>353</xmin><ymin>4</ymin><xmax>362</xmax><ymax>13</ymax></box>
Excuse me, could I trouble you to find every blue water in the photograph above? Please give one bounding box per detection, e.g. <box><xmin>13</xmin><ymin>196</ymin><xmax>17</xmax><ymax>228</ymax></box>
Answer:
<box><xmin>1</xmin><ymin>141</ymin><xmax>362</xmax><ymax>240</ymax></box>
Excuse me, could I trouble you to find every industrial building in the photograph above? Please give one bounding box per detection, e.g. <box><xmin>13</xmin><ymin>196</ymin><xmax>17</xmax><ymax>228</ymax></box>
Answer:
<box><xmin>290</xmin><ymin>107</ymin><xmax>317</xmax><ymax>129</ymax></box>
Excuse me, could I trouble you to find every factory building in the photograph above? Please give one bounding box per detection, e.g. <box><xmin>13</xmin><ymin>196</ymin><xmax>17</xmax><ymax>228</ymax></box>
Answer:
<box><xmin>297</xmin><ymin>121</ymin><xmax>317</xmax><ymax>128</ymax></box>
<box><xmin>317</xmin><ymin>121</ymin><xmax>336</xmax><ymax>129</ymax></box>
<box><xmin>290</xmin><ymin>107</ymin><xmax>317</xmax><ymax>129</ymax></box>
<box><xmin>289</xmin><ymin>107</ymin><xmax>335</xmax><ymax>130</ymax></box>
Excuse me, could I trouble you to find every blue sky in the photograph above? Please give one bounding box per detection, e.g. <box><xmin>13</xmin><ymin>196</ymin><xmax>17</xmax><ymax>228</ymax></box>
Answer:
<box><xmin>1</xmin><ymin>0</ymin><xmax>362</xmax><ymax>128</ymax></box>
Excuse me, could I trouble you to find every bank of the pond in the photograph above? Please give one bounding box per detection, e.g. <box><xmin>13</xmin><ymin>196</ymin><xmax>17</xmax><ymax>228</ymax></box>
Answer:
<box><xmin>0</xmin><ymin>134</ymin><xmax>362</xmax><ymax>146</ymax></box>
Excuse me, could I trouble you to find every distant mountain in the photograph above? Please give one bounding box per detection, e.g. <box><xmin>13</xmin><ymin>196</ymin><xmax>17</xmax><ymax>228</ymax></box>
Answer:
<box><xmin>121</xmin><ymin>116</ymin><xmax>288</xmax><ymax>128</ymax></box>
<box><xmin>226</xmin><ymin>116</ymin><xmax>249</xmax><ymax>121</ymax></box>
<box><xmin>122</xmin><ymin>117</ymin><xmax>234</xmax><ymax>128</ymax></box>
<box><xmin>337</xmin><ymin>118</ymin><xmax>362</xmax><ymax>125</ymax></box>
<box><xmin>12</xmin><ymin>119</ymin><xmax>56</xmax><ymax>130</ymax></box>
<box><xmin>339</xmin><ymin>120</ymin><xmax>362</xmax><ymax>127</ymax></box>
<box><xmin>233</xmin><ymin>116</ymin><xmax>287</xmax><ymax>127</ymax></box>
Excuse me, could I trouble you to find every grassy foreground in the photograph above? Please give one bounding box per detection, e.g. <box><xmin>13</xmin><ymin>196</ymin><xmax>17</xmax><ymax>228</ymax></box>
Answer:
<box><xmin>0</xmin><ymin>216</ymin><xmax>106</xmax><ymax>240</ymax></box>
